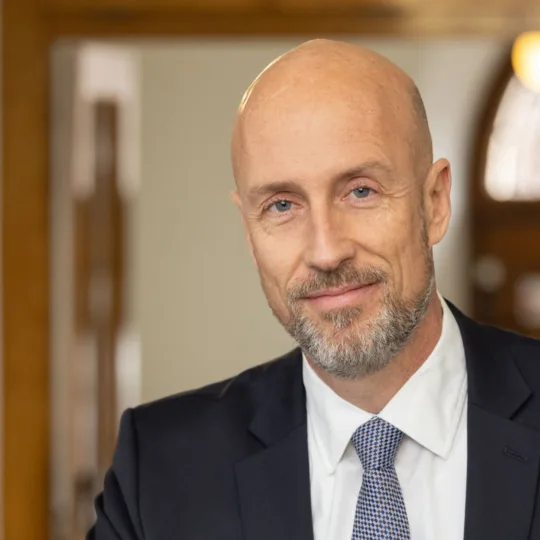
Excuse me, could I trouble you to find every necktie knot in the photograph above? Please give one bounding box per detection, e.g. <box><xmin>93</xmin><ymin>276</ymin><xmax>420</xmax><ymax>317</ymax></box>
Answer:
<box><xmin>351</xmin><ymin>416</ymin><xmax>404</xmax><ymax>470</ymax></box>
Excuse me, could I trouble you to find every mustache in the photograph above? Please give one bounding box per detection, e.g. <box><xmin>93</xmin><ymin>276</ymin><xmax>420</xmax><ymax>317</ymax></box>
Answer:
<box><xmin>287</xmin><ymin>265</ymin><xmax>388</xmax><ymax>301</ymax></box>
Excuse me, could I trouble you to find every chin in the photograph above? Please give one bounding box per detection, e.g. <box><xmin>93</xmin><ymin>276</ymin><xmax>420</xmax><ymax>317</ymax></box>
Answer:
<box><xmin>322</xmin><ymin>301</ymin><xmax>380</xmax><ymax>326</ymax></box>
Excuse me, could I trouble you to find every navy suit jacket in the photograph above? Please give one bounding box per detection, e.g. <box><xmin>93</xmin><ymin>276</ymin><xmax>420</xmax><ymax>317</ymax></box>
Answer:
<box><xmin>89</xmin><ymin>304</ymin><xmax>540</xmax><ymax>539</ymax></box>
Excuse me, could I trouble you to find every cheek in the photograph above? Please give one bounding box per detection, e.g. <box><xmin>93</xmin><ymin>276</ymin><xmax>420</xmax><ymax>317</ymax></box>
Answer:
<box><xmin>251</xmin><ymin>229</ymin><xmax>303</xmax><ymax>308</ymax></box>
<box><xmin>349</xmin><ymin>207</ymin><xmax>425</xmax><ymax>291</ymax></box>
<box><xmin>385</xmin><ymin>210</ymin><xmax>430</xmax><ymax>293</ymax></box>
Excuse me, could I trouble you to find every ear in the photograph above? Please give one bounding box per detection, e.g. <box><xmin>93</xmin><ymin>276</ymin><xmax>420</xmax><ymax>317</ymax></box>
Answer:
<box><xmin>230</xmin><ymin>189</ymin><xmax>258</xmax><ymax>269</ymax></box>
<box><xmin>230</xmin><ymin>189</ymin><xmax>243</xmax><ymax>212</ymax></box>
<box><xmin>423</xmin><ymin>158</ymin><xmax>452</xmax><ymax>247</ymax></box>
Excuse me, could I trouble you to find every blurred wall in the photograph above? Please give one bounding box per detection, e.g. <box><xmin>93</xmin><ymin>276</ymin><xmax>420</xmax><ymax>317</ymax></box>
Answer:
<box><xmin>136</xmin><ymin>38</ymin><xmax>506</xmax><ymax>403</ymax></box>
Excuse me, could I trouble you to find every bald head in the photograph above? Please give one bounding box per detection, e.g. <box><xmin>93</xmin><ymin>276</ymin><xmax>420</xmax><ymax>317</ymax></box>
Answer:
<box><xmin>231</xmin><ymin>39</ymin><xmax>432</xmax><ymax>189</ymax></box>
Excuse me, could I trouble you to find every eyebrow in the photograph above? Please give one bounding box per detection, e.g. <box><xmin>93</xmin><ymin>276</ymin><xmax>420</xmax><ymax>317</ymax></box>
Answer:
<box><xmin>245</xmin><ymin>160</ymin><xmax>393</xmax><ymax>205</ymax></box>
<box><xmin>246</xmin><ymin>180</ymin><xmax>304</xmax><ymax>205</ymax></box>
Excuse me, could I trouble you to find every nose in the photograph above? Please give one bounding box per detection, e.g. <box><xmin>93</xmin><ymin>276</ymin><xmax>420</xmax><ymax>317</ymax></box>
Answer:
<box><xmin>303</xmin><ymin>208</ymin><xmax>356</xmax><ymax>272</ymax></box>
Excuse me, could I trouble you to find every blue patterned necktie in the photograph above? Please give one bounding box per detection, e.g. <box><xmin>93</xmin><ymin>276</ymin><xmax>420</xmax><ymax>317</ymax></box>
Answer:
<box><xmin>350</xmin><ymin>416</ymin><xmax>411</xmax><ymax>539</ymax></box>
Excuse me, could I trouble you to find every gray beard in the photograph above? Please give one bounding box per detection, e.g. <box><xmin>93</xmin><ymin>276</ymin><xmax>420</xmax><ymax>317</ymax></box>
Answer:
<box><xmin>282</xmin><ymin>270</ymin><xmax>434</xmax><ymax>380</ymax></box>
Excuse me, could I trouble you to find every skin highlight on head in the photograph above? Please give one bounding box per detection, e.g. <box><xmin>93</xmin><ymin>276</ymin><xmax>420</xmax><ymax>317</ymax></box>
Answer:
<box><xmin>231</xmin><ymin>39</ymin><xmax>452</xmax><ymax>413</ymax></box>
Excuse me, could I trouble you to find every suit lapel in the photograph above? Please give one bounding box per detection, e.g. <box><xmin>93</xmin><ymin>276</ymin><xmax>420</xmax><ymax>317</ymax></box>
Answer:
<box><xmin>235</xmin><ymin>423</ymin><xmax>313</xmax><ymax>540</ymax></box>
<box><xmin>451</xmin><ymin>304</ymin><xmax>540</xmax><ymax>540</ymax></box>
<box><xmin>235</xmin><ymin>349</ymin><xmax>314</xmax><ymax>540</ymax></box>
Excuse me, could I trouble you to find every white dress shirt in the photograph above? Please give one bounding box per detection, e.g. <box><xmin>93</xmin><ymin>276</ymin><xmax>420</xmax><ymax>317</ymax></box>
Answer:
<box><xmin>303</xmin><ymin>296</ymin><xmax>468</xmax><ymax>540</ymax></box>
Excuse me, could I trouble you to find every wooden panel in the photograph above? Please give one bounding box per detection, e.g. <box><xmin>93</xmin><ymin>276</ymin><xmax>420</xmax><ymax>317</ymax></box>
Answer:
<box><xmin>473</xmin><ymin>224</ymin><xmax>540</xmax><ymax>338</ymax></box>
<box><xmin>41</xmin><ymin>9</ymin><xmax>540</xmax><ymax>37</ymax></box>
<box><xmin>40</xmin><ymin>0</ymin><xmax>540</xmax><ymax>26</ymax></box>
<box><xmin>43</xmin><ymin>0</ymin><xmax>263</xmax><ymax>12</ymax></box>
<box><xmin>288</xmin><ymin>0</ymin><xmax>540</xmax><ymax>21</ymax></box>
<box><xmin>278</xmin><ymin>0</ymin><xmax>418</xmax><ymax>16</ymax></box>
<box><xmin>2</xmin><ymin>0</ymin><xmax>50</xmax><ymax>538</ymax></box>
<box><xmin>426</xmin><ymin>0</ymin><xmax>540</xmax><ymax>17</ymax></box>
<box><xmin>92</xmin><ymin>102</ymin><xmax>123</xmax><ymax>477</ymax></box>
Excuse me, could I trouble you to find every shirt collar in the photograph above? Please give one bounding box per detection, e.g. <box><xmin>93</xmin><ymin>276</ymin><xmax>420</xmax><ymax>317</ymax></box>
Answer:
<box><xmin>302</xmin><ymin>294</ymin><xmax>467</xmax><ymax>474</ymax></box>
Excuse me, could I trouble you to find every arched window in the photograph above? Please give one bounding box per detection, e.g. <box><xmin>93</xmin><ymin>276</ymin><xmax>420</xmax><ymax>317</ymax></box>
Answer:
<box><xmin>484</xmin><ymin>75</ymin><xmax>540</xmax><ymax>201</ymax></box>
<box><xmin>472</xmin><ymin>53</ymin><xmax>540</xmax><ymax>337</ymax></box>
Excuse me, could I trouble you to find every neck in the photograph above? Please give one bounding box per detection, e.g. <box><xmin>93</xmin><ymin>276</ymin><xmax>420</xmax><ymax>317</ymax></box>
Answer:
<box><xmin>307</xmin><ymin>292</ymin><xmax>444</xmax><ymax>414</ymax></box>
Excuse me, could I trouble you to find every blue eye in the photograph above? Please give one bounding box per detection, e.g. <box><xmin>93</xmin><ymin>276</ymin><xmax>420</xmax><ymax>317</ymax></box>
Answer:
<box><xmin>351</xmin><ymin>187</ymin><xmax>372</xmax><ymax>199</ymax></box>
<box><xmin>271</xmin><ymin>200</ymin><xmax>293</xmax><ymax>212</ymax></box>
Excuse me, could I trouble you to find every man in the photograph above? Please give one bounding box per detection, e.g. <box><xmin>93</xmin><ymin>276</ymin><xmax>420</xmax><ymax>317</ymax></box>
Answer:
<box><xmin>89</xmin><ymin>40</ymin><xmax>540</xmax><ymax>540</ymax></box>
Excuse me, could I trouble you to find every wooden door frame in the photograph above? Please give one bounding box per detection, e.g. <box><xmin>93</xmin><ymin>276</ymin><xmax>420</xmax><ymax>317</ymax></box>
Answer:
<box><xmin>469</xmin><ymin>54</ymin><xmax>512</xmax><ymax>325</ymax></box>
<box><xmin>2</xmin><ymin>1</ymin><xmax>537</xmax><ymax>539</ymax></box>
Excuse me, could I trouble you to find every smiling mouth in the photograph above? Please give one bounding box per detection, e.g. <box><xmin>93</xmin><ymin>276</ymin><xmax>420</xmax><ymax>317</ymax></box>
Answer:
<box><xmin>305</xmin><ymin>283</ymin><xmax>371</xmax><ymax>299</ymax></box>
<box><xmin>302</xmin><ymin>282</ymin><xmax>379</xmax><ymax>310</ymax></box>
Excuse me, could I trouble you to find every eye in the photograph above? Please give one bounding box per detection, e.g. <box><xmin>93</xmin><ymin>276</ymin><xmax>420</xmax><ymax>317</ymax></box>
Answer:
<box><xmin>351</xmin><ymin>187</ymin><xmax>373</xmax><ymax>199</ymax></box>
<box><xmin>268</xmin><ymin>200</ymin><xmax>293</xmax><ymax>213</ymax></box>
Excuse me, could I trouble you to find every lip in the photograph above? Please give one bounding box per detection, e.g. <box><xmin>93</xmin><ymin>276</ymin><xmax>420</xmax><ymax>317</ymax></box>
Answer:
<box><xmin>303</xmin><ymin>282</ymin><xmax>378</xmax><ymax>311</ymax></box>
<box><xmin>305</xmin><ymin>283</ymin><xmax>368</xmax><ymax>299</ymax></box>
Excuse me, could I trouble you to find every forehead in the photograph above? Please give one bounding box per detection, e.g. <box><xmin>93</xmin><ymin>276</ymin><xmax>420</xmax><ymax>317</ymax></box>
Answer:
<box><xmin>236</xmin><ymin>90</ymin><xmax>411</xmax><ymax>189</ymax></box>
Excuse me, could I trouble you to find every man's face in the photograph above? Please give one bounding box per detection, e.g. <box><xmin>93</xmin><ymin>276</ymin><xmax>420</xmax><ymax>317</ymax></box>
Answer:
<box><xmin>235</xmin><ymin>92</ymin><xmax>441</xmax><ymax>379</ymax></box>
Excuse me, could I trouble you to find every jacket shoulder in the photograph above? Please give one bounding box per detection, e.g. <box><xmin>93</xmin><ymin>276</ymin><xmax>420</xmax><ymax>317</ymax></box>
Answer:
<box><xmin>450</xmin><ymin>301</ymin><xmax>540</xmax><ymax>373</ymax></box>
<box><xmin>470</xmin><ymin>317</ymin><xmax>540</xmax><ymax>391</ymax></box>
<box><xmin>130</xmin><ymin>347</ymin><xmax>301</xmax><ymax>440</ymax></box>
<box><xmin>495</xmin><ymin>326</ymin><xmax>540</xmax><ymax>382</ymax></box>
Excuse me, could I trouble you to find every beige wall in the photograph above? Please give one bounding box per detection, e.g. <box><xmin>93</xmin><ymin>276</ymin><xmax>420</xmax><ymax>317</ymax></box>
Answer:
<box><xmin>137</xmin><ymin>41</ymin><xmax>297</xmax><ymax>402</ymax></box>
<box><xmin>136</xmin><ymin>38</ymin><xmax>506</xmax><ymax>403</ymax></box>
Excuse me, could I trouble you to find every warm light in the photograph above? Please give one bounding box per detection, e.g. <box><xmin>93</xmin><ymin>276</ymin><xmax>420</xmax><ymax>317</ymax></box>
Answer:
<box><xmin>512</xmin><ymin>32</ymin><xmax>540</xmax><ymax>93</ymax></box>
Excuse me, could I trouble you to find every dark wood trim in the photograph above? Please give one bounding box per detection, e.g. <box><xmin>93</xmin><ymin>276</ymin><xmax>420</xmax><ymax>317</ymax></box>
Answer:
<box><xmin>2</xmin><ymin>1</ymin><xmax>50</xmax><ymax>539</ymax></box>
<box><xmin>468</xmin><ymin>52</ymin><xmax>512</xmax><ymax>323</ymax></box>
<box><xmin>44</xmin><ymin>11</ymin><xmax>540</xmax><ymax>38</ymax></box>
<box><xmin>92</xmin><ymin>101</ymin><xmax>123</xmax><ymax>478</ymax></box>
<box><xmin>472</xmin><ymin>203</ymin><xmax>540</xmax><ymax>227</ymax></box>
<box><xmin>45</xmin><ymin>12</ymin><xmax>404</xmax><ymax>37</ymax></box>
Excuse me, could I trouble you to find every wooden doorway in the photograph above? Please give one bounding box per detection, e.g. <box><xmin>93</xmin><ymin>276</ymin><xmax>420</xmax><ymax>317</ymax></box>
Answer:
<box><xmin>472</xmin><ymin>56</ymin><xmax>540</xmax><ymax>338</ymax></box>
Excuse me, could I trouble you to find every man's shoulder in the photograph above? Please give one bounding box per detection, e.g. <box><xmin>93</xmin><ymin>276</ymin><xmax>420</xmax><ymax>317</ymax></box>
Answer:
<box><xmin>130</xmin><ymin>347</ymin><xmax>302</xmax><ymax>439</ymax></box>
<box><xmin>465</xmin><ymin>314</ymin><xmax>540</xmax><ymax>386</ymax></box>
<box><xmin>449</xmin><ymin>301</ymin><xmax>540</xmax><ymax>365</ymax></box>
<box><xmin>489</xmin><ymin>323</ymin><xmax>540</xmax><ymax>377</ymax></box>
<box><xmin>477</xmin><ymin>319</ymin><xmax>540</xmax><ymax>357</ymax></box>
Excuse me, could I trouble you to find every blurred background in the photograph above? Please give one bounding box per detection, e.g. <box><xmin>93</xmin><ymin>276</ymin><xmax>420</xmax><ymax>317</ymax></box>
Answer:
<box><xmin>2</xmin><ymin>1</ymin><xmax>540</xmax><ymax>539</ymax></box>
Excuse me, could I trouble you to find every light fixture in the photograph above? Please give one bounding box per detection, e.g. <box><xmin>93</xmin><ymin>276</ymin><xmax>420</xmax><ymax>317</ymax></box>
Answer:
<box><xmin>512</xmin><ymin>31</ymin><xmax>540</xmax><ymax>93</ymax></box>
